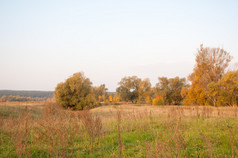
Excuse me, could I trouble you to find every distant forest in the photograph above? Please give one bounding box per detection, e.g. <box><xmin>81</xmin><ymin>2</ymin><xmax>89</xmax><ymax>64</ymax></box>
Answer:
<box><xmin>0</xmin><ymin>90</ymin><xmax>54</xmax><ymax>102</ymax></box>
<box><xmin>0</xmin><ymin>90</ymin><xmax>54</xmax><ymax>98</ymax></box>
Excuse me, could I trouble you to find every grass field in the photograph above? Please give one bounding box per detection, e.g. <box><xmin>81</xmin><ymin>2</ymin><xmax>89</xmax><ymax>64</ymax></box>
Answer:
<box><xmin>0</xmin><ymin>102</ymin><xmax>238</xmax><ymax>157</ymax></box>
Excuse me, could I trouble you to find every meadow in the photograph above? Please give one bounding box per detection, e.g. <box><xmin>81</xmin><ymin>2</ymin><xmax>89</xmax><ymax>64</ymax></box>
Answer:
<box><xmin>0</xmin><ymin>102</ymin><xmax>238</xmax><ymax>158</ymax></box>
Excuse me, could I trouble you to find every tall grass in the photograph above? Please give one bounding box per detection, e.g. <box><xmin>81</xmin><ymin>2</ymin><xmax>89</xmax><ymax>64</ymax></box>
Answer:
<box><xmin>0</xmin><ymin>103</ymin><xmax>238</xmax><ymax>157</ymax></box>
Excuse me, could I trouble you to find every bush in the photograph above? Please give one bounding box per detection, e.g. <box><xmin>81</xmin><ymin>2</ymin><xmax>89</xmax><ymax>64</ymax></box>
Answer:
<box><xmin>152</xmin><ymin>96</ymin><xmax>164</xmax><ymax>105</ymax></box>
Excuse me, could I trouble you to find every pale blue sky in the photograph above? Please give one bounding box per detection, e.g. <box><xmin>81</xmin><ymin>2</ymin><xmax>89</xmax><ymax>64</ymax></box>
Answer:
<box><xmin>1</xmin><ymin>0</ymin><xmax>238</xmax><ymax>91</ymax></box>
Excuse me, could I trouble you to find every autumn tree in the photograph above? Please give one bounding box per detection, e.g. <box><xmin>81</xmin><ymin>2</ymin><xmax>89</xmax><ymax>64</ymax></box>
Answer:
<box><xmin>116</xmin><ymin>76</ymin><xmax>141</xmax><ymax>103</ymax></box>
<box><xmin>181</xmin><ymin>85</ymin><xmax>189</xmax><ymax>100</ymax></box>
<box><xmin>138</xmin><ymin>78</ymin><xmax>152</xmax><ymax>104</ymax></box>
<box><xmin>54</xmin><ymin>72</ymin><xmax>97</xmax><ymax>110</ymax></box>
<box><xmin>219</xmin><ymin>70</ymin><xmax>238</xmax><ymax>106</ymax></box>
<box><xmin>185</xmin><ymin>45</ymin><xmax>232</xmax><ymax>105</ymax></box>
<box><xmin>152</xmin><ymin>96</ymin><xmax>164</xmax><ymax>105</ymax></box>
<box><xmin>153</xmin><ymin>77</ymin><xmax>170</xmax><ymax>104</ymax></box>
<box><xmin>92</xmin><ymin>84</ymin><xmax>108</xmax><ymax>102</ymax></box>
<box><xmin>109</xmin><ymin>96</ymin><xmax>113</xmax><ymax>102</ymax></box>
<box><xmin>206</xmin><ymin>82</ymin><xmax>220</xmax><ymax>106</ymax></box>
<box><xmin>205</xmin><ymin>70</ymin><xmax>238</xmax><ymax>106</ymax></box>
<box><xmin>169</xmin><ymin>77</ymin><xmax>187</xmax><ymax>105</ymax></box>
<box><xmin>154</xmin><ymin>77</ymin><xmax>186</xmax><ymax>105</ymax></box>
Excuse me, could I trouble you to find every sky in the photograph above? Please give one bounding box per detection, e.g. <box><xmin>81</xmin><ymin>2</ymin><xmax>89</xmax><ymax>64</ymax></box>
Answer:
<box><xmin>0</xmin><ymin>0</ymin><xmax>238</xmax><ymax>92</ymax></box>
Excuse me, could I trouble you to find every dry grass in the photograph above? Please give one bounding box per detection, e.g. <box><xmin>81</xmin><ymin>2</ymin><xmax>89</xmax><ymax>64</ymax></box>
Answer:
<box><xmin>0</xmin><ymin>101</ymin><xmax>47</xmax><ymax>107</ymax></box>
<box><xmin>80</xmin><ymin>109</ymin><xmax>102</xmax><ymax>152</ymax></box>
<box><xmin>92</xmin><ymin>104</ymin><xmax>238</xmax><ymax>119</ymax></box>
<box><xmin>0</xmin><ymin>102</ymin><xmax>238</xmax><ymax>157</ymax></box>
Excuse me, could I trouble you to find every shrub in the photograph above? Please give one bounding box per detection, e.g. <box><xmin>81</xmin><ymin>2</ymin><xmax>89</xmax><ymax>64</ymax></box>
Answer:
<box><xmin>152</xmin><ymin>96</ymin><xmax>164</xmax><ymax>105</ymax></box>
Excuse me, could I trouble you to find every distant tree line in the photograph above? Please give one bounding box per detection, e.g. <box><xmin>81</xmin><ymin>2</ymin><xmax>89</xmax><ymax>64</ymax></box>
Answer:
<box><xmin>116</xmin><ymin>76</ymin><xmax>186</xmax><ymax>105</ymax></box>
<box><xmin>0</xmin><ymin>90</ymin><xmax>54</xmax><ymax>98</ymax></box>
<box><xmin>54</xmin><ymin>45</ymin><xmax>237</xmax><ymax>110</ymax></box>
<box><xmin>0</xmin><ymin>90</ymin><xmax>54</xmax><ymax>102</ymax></box>
<box><xmin>0</xmin><ymin>95</ymin><xmax>51</xmax><ymax>102</ymax></box>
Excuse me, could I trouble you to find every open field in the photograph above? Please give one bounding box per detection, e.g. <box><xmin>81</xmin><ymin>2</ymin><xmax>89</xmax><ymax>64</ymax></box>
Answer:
<box><xmin>0</xmin><ymin>102</ymin><xmax>47</xmax><ymax>119</ymax></box>
<box><xmin>0</xmin><ymin>102</ymin><xmax>238</xmax><ymax>157</ymax></box>
<box><xmin>91</xmin><ymin>104</ymin><xmax>238</xmax><ymax>118</ymax></box>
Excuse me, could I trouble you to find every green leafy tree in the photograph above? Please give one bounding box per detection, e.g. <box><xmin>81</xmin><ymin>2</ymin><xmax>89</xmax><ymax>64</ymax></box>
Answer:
<box><xmin>54</xmin><ymin>72</ymin><xmax>97</xmax><ymax>110</ymax></box>
<box><xmin>154</xmin><ymin>77</ymin><xmax>186</xmax><ymax>105</ymax></box>
<box><xmin>169</xmin><ymin>77</ymin><xmax>187</xmax><ymax>105</ymax></box>
<box><xmin>116</xmin><ymin>76</ymin><xmax>141</xmax><ymax>103</ymax></box>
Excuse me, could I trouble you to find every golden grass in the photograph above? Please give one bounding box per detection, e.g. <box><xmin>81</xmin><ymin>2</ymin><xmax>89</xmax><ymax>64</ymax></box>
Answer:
<box><xmin>1</xmin><ymin>101</ymin><xmax>237</xmax><ymax>119</ymax></box>
<box><xmin>91</xmin><ymin>104</ymin><xmax>238</xmax><ymax>118</ymax></box>
<box><xmin>0</xmin><ymin>101</ymin><xmax>47</xmax><ymax>108</ymax></box>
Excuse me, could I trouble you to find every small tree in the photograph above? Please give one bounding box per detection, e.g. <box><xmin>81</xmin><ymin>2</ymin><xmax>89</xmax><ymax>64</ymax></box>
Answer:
<box><xmin>152</xmin><ymin>96</ymin><xmax>164</xmax><ymax>105</ymax></box>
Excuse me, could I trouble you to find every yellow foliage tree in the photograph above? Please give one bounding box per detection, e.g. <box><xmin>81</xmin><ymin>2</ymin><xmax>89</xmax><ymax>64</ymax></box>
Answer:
<box><xmin>138</xmin><ymin>78</ymin><xmax>152</xmax><ymax>103</ymax></box>
<box><xmin>109</xmin><ymin>96</ymin><xmax>113</xmax><ymax>102</ymax></box>
<box><xmin>146</xmin><ymin>96</ymin><xmax>152</xmax><ymax>105</ymax></box>
<box><xmin>98</xmin><ymin>95</ymin><xmax>102</xmax><ymax>102</ymax></box>
<box><xmin>102</xmin><ymin>95</ymin><xmax>106</xmax><ymax>102</ymax></box>
<box><xmin>185</xmin><ymin>45</ymin><xmax>232</xmax><ymax>106</ymax></box>
<box><xmin>219</xmin><ymin>70</ymin><xmax>238</xmax><ymax>106</ymax></box>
